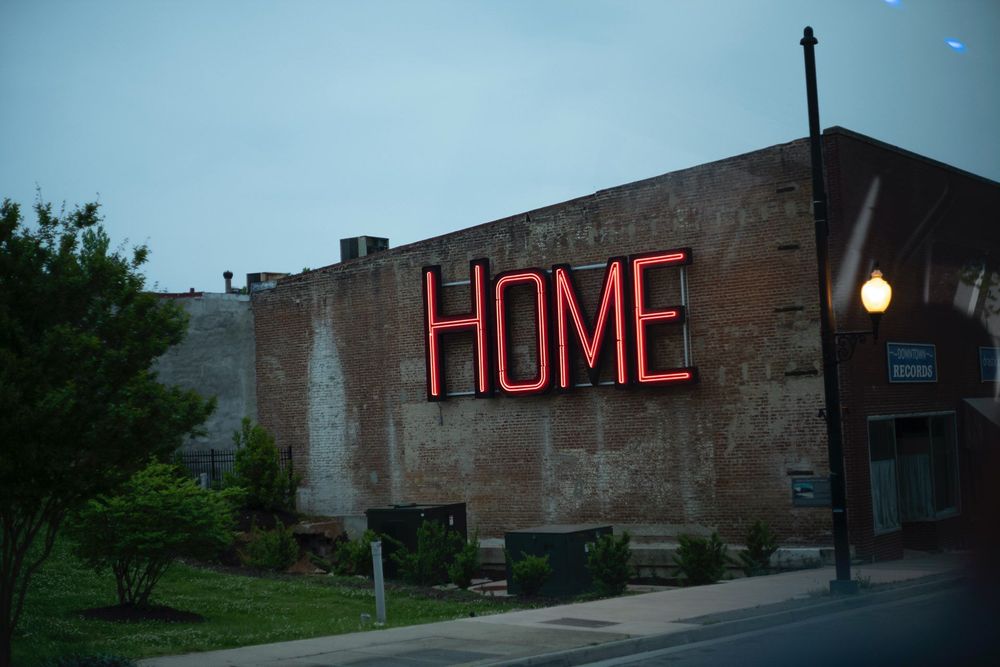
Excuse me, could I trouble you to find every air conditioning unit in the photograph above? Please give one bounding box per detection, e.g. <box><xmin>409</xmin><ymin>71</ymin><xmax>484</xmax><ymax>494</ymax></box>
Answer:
<box><xmin>341</xmin><ymin>236</ymin><xmax>389</xmax><ymax>261</ymax></box>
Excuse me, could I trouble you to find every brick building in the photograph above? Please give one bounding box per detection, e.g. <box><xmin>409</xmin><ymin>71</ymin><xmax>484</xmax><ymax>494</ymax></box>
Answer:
<box><xmin>251</xmin><ymin>127</ymin><xmax>999</xmax><ymax>560</ymax></box>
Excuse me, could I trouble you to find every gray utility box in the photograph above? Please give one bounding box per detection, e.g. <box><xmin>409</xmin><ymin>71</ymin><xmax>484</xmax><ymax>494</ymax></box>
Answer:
<box><xmin>505</xmin><ymin>524</ymin><xmax>612</xmax><ymax>597</ymax></box>
<box><xmin>365</xmin><ymin>503</ymin><xmax>467</xmax><ymax>577</ymax></box>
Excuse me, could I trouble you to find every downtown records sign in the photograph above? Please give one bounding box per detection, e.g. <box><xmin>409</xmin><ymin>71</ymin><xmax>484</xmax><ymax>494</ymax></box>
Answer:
<box><xmin>886</xmin><ymin>342</ymin><xmax>937</xmax><ymax>383</ymax></box>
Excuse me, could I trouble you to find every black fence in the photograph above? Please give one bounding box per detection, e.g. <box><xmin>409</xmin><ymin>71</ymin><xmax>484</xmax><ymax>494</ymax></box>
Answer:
<box><xmin>178</xmin><ymin>447</ymin><xmax>293</xmax><ymax>486</ymax></box>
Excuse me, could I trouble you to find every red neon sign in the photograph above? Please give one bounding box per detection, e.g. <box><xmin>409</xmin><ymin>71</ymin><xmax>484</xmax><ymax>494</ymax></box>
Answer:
<box><xmin>631</xmin><ymin>249</ymin><xmax>695</xmax><ymax>385</ymax></box>
<box><xmin>553</xmin><ymin>258</ymin><xmax>628</xmax><ymax>389</ymax></box>
<box><xmin>421</xmin><ymin>248</ymin><xmax>696</xmax><ymax>399</ymax></box>
<box><xmin>422</xmin><ymin>259</ymin><xmax>492</xmax><ymax>401</ymax></box>
<box><xmin>494</xmin><ymin>269</ymin><xmax>551</xmax><ymax>396</ymax></box>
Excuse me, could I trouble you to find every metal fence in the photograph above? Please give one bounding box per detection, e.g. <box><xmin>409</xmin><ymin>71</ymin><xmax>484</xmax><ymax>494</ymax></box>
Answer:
<box><xmin>178</xmin><ymin>447</ymin><xmax>293</xmax><ymax>486</ymax></box>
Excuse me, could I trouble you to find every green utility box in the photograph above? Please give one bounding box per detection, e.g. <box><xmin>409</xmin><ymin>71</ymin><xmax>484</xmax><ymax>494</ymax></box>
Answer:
<box><xmin>365</xmin><ymin>502</ymin><xmax>467</xmax><ymax>577</ymax></box>
<box><xmin>505</xmin><ymin>524</ymin><xmax>612</xmax><ymax>597</ymax></box>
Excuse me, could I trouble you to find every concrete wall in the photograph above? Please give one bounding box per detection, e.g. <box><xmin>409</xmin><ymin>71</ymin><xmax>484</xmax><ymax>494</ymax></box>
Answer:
<box><xmin>155</xmin><ymin>293</ymin><xmax>257</xmax><ymax>450</ymax></box>
<box><xmin>253</xmin><ymin>137</ymin><xmax>837</xmax><ymax>546</ymax></box>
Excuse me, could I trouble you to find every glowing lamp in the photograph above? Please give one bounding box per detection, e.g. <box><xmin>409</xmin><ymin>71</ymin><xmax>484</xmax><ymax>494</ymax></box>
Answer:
<box><xmin>860</xmin><ymin>267</ymin><xmax>892</xmax><ymax>339</ymax></box>
<box><xmin>861</xmin><ymin>268</ymin><xmax>892</xmax><ymax>314</ymax></box>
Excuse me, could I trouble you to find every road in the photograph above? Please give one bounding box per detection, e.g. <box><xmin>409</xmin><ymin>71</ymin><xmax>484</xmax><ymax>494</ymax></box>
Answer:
<box><xmin>584</xmin><ymin>585</ymin><xmax>999</xmax><ymax>667</ymax></box>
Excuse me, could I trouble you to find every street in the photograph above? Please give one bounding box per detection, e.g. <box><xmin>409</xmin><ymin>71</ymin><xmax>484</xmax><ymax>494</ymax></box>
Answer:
<box><xmin>585</xmin><ymin>585</ymin><xmax>999</xmax><ymax>667</ymax></box>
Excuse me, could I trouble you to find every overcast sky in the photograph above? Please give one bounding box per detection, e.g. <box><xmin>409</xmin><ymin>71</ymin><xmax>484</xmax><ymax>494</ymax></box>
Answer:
<box><xmin>2</xmin><ymin>0</ymin><xmax>997</xmax><ymax>293</ymax></box>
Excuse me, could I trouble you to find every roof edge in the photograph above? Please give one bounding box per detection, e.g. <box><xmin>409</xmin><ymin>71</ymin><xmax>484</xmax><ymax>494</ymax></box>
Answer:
<box><xmin>823</xmin><ymin>126</ymin><xmax>1000</xmax><ymax>188</ymax></box>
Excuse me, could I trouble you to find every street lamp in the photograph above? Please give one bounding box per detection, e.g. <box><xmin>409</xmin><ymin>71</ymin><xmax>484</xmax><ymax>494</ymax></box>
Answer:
<box><xmin>834</xmin><ymin>266</ymin><xmax>893</xmax><ymax>363</ymax></box>
<box><xmin>800</xmin><ymin>26</ymin><xmax>894</xmax><ymax>594</ymax></box>
<box><xmin>861</xmin><ymin>266</ymin><xmax>892</xmax><ymax>338</ymax></box>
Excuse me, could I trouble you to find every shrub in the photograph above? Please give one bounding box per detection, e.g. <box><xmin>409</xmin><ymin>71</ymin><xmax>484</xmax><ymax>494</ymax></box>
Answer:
<box><xmin>448</xmin><ymin>532</ymin><xmax>480</xmax><ymax>588</ymax></box>
<box><xmin>332</xmin><ymin>529</ymin><xmax>379</xmax><ymax>577</ymax></box>
<box><xmin>586</xmin><ymin>531</ymin><xmax>634</xmax><ymax>596</ymax></box>
<box><xmin>243</xmin><ymin>519</ymin><xmax>300</xmax><ymax>571</ymax></box>
<box><xmin>511</xmin><ymin>553</ymin><xmax>552</xmax><ymax>597</ymax></box>
<box><xmin>67</xmin><ymin>461</ymin><xmax>235</xmax><ymax>607</ymax></box>
<box><xmin>393</xmin><ymin>520</ymin><xmax>464</xmax><ymax>586</ymax></box>
<box><xmin>673</xmin><ymin>532</ymin><xmax>730</xmax><ymax>586</ymax></box>
<box><xmin>226</xmin><ymin>418</ymin><xmax>299</xmax><ymax>512</ymax></box>
<box><xmin>738</xmin><ymin>520</ymin><xmax>778</xmax><ymax>577</ymax></box>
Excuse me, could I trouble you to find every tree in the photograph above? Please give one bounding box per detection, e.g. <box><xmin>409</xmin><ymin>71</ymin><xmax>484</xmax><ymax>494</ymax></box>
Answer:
<box><xmin>226</xmin><ymin>418</ymin><xmax>298</xmax><ymax>512</ymax></box>
<box><xmin>67</xmin><ymin>461</ymin><xmax>235</xmax><ymax>607</ymax></box>
<box><xmin>0</xmin><ymin>199</ymin><xmax>213</xmax><ymax>667</ymax></box>
<box><xmin>738</xmin><ymin>520</ymin><xmax>778</xmax><ymax>577</ymax></box>
<box><xmin>586</xmin><ymin>531</ymin><xmax>634</xmax><ymax>596</ymax></box>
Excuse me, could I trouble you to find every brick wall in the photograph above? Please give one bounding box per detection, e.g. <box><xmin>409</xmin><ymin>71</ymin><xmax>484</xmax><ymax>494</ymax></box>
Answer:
<box><xmin>253</xmin><ymin>137</ymin><xmax>843</xmax><ymax>546</ymax></box>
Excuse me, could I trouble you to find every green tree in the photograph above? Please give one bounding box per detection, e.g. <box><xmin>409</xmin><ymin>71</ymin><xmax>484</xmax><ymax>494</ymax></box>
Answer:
<box><xmin>448</xmin><ymin>531</ymin><xmax>480</xmax><ymax>589</ymax></box>
<box><xmin>0</xmin><ymin>199</ymin><xmax>213</xmax><ymax>667</ymax></box>
<box><xmin>738</xmin><ymin>520</ymin><xmax>778</xmax><ymax>577</ymax></box>
<box><xmin>510</xmin><ymin>553</ymin><xmax>552</xmax><ymax>597</ymax></box>
<box><xmin>586</xmin><ymin>531</ymin><xmax>634</xmax><ymax>596</ymax></box>
<box><xmin>392</xmin><ymin>520</ymin><xmax>464</xmax><ymax>586</ymax></box>
<box><xmin>242</xmin><ymin>520</ymin><xmax>300</xmax><ymax>571</ymax></box>
<box><xmin>67</xmin><ymin>461</ymin><xmax>236</xmax><ymax>607</ymax></box>
<box><xmin>226</xmin><ymin>418</ymin><xmax>299</xmax><ymax>512</ymax></box>
<box><xmin>673</xmin><ymin>533</ymin><xmax>730</xmax><ymax>586</ymax></box>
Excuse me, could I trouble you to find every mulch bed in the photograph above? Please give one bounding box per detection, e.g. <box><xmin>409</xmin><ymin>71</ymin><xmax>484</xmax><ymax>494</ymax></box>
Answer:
<box><xmin>81</xmin><ymin>604</ymin><xmax>205</xmax><ymax>624</ymax></box>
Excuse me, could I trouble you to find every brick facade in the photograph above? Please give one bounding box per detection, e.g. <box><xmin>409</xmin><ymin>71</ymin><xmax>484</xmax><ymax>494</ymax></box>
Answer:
<box><xmin>252</xmin><ymin>128</ymin><xmax>999</xmax><ymax>555</ymax></box>
<box><xmin>825</xmin><ymin>128</ymin><xmax>1000</xmax><ymax>560</ymax></box>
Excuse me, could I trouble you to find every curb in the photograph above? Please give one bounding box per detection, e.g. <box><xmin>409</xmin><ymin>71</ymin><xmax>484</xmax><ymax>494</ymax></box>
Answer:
<box><xmin>495</xmin><ymin>574</ymin><xmax>965</xmax><ymax>666</ymax></box>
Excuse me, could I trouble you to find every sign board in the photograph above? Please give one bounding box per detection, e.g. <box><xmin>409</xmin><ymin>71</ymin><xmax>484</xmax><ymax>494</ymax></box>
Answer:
<box><xmin>791</xmin><ymin>477</ymin><xmax>831</xmax><ymax>507</ymax></box>
<box><xmin>887</xmin><ymin>342</ymin><xmax>937</xmax><ymax>383</ymax></box>
<box><xmin>981</xmin><ymin>347</ymin><xmax>1000</xmax><ymax>383</ymax></box>
<box><xmin>421</xmin><ymin>249</ymin><xmax>697</xmax><ymax>400</ymax></box>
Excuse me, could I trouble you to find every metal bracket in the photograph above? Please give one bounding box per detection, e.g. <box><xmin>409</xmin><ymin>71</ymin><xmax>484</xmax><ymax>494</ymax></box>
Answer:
<box><xmin>827</xmin><ymin>330</ymin><xmax>873</xmax><ymax>366</ymax></box>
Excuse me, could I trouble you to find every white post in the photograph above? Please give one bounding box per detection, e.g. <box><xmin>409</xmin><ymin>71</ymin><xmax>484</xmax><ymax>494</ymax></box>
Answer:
<box><xmin>371</xmin><ymin>540</ymin><xmax>386</xmax><ymax>626</ymax></box>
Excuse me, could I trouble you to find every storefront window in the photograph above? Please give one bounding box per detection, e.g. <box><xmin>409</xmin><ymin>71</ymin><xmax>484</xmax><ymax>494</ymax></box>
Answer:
<box><xmin>868</xmin><ymin>412</ymin><xmax>959</xmax><ymax>531</ymax></box>
<box><xmin>931</xmin><ymin>416</ymin><xmax>958</xmax><ymax>514</ymax></box>
<box><xmin>896</xmin><ymin>417</ymin><xmax>934</xmax><ymax>521</ymax></box>
<box><xmin>868</xmin><ymin>419</ymin><xmax>900</xmax><ymax>533</ymax></box>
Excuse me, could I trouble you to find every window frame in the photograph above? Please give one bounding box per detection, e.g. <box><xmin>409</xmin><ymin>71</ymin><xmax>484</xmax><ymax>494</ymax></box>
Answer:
<box><xmin>866</xmin><ymin>410</ymin><xmax>960</xmax><ymax>534</ymax></box>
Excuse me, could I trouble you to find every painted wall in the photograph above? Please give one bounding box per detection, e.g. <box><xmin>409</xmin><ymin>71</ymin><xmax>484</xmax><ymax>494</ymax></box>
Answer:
<box><xmin>253</xmin><ymin>137</ymin><xmax>838</xmax><ymax>545</ymax></box>
<box><xmin>155</xmin><ymin>293</ymin><xmax>257</xmax><ymax>450</ymax></box>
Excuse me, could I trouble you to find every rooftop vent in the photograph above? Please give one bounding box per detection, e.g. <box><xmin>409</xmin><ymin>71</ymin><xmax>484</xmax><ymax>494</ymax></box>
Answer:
<box><xmin>340</xmin><ymin>236</ymin><xmax>389</xmax><ymax>262</ymax></box>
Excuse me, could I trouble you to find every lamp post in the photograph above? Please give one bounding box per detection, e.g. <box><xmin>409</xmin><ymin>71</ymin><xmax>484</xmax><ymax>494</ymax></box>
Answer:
<box><xmin>800</xmin><ymin>27</ymin><xmax>893</xmax><ymax>594</ymax></box>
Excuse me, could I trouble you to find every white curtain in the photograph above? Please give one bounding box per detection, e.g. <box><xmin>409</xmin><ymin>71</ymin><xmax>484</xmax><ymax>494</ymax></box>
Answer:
<box><xmin>899</xmin><ymin>454</ymin><xmax>934</xmax><ymax>521</ymax></box>
<box><xmin>871</xmin><ymin>459</ymin><xmax>900</xmax><ymax>532</ymax></box>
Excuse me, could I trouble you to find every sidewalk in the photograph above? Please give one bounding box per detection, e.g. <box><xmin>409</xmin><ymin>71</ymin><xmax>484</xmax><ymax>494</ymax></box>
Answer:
<box><xmin>140</xmin><ymin>552</ymin><xmax>966</xmax><ymax>667</ymax></box>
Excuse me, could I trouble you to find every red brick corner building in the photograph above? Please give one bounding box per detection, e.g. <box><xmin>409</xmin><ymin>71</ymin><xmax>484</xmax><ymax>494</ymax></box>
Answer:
<box><xmin>252</xmin><ymin>127</ymin><xmax>999</xmax><ymax>562</ymax></box>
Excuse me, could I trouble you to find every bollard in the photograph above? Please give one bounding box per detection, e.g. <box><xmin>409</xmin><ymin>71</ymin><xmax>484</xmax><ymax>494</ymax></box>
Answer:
<box><xmin>371</xmin><ymin>540</ymin><xmax>386</xmax><ymax>626</ymax></box>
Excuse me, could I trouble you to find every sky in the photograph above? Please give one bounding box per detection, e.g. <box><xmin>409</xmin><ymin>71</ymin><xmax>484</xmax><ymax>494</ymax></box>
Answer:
<box><xmin>2</xmin><ymin>0</ymin><xmax>998</xmax><ymax>293</ymax></box>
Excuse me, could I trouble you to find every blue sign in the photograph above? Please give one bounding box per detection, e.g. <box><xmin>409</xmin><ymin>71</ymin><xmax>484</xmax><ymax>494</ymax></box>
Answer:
<box><xmin>887</xmin><ymin>342</ymin><xmax>937</xmax><ymax>383</ymax></box>
<box><xmin>981</xmin><ymin>347</ymin><xmax>1000</xmax><ymax>382</ymax></box>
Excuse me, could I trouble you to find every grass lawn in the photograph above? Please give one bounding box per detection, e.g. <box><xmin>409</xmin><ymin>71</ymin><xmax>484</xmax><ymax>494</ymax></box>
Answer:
<box><xmin>13</xmin><ymin>539</ymin><xmax>529</xmax><ymax>666</ymax></box>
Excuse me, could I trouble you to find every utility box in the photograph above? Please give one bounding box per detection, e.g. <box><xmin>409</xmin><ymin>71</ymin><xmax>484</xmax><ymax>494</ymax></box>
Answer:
<box><xmin>365</xmin><ymin>502</ymin><xmax>467</xmax><ymax>577</ymax></box>
<box><xmin>505</xmin><ymin>524</ymin><xmax>612</xmax><ymax>597</ymax></box>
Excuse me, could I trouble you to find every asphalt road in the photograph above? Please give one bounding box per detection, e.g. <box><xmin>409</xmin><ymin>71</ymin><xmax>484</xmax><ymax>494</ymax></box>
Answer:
<box><xmin>585</xmin><ymin>585</ymin><xmax>999</xmax><ymax>667</ymax></box>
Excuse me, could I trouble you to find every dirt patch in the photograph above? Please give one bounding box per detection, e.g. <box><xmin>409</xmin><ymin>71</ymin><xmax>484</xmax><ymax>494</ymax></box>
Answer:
<box><xmin>81</xmin><ymin>604</ymin><xmax>205</xmax><ymax>624</ymax></box>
